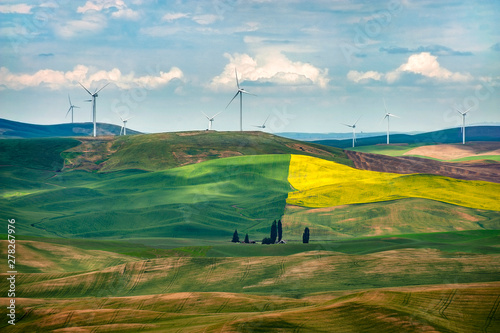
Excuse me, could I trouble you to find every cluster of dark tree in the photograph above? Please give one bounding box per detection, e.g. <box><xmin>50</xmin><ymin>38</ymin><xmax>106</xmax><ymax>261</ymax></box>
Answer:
<box><xmin>231</xmin><ymin>222</ymin><xmax>310</xmax><ymax>244</ymax></box>
<box><xmin>261</xmin><ymin>219</ymin><xmax>283</xmax><ymax>244</ymax></box>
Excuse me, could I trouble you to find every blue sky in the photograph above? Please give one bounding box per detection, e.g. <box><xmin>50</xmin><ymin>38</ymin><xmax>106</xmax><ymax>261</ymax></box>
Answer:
<box><xmin>0</xmin><ymin>0</ymin><xmax>499</xmax><ymax>134</ymax></box>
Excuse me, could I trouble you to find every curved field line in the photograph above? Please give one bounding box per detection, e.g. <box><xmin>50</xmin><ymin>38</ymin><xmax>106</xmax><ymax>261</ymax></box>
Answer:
<box><xmin>482</xmin><ymin>294</ymin><xmax>500</xmax><ymax>333</ymax></box>
<box><xmin>62</xmin><ymin>311</ymin><xmax>74</xmax><ymax>328</ymax></box>
<box><xmin>202</xmin><ymin>258</ymin><xmax>218</xmax><ymax>286</ymax></box>
<box><xmin>128</xmin><ymin>261</ymin><xmax>147</xmax><ymax>294</ymax></box>
<box><xmin>438</xmin><ymin>289</ymin><xmax>457</xmax><ymax>319</ymax></box>
<box><xmin>240</xmin><ymin>260</ymin><xmax>251</xmax><ymax>282</ymax></box>
<box><xmin>215</xmin><ymin>298</ymin><xmax>230</xmax><ymax>313</ymax></box>
<box><xmin>162</xmin><ymin>258</ymin><xmax>182</xmax><ymax>293</ymax></box>
<box><xmin>402</xmin><ymin>292</ymin><xmax>411</xmax><ymax>306</ymax></box>
<box><xmin>175</xmin><ymin>293</ymin><xmax>192</xmax><ymax>313</ymax></box>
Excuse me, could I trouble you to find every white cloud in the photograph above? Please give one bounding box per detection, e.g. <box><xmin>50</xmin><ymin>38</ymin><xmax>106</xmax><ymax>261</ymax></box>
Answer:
<box><xmin>162</xmin><ymin>12</ymin><xmax>190</xmax><ymax>22</ymax></box>
<box><xmin>192</xmin><ymin>14</ymin><xmax>219</xmax><ymax>25</ymax></box>
<box><xmin>0</xmin><ymin>65</ymin><xmax>184</xmax><ymax>90</ymax></box>
<box><xmin>112</xmin><ymin>8</ymin><xmax>140</xmax><ymax>20</ymax></box>
<box><xmin>77</xmin><ymin>0</ymin><xmax>139</xmax><ymax>20</ymax></box>
<box><xmin>348</xmin><ymin>52</ymin><xmax>473</xmax><ymax>84</ymax></box>
<box><xmin>77</xmin><ymin>0</ymin><xmax>125</xmax><ymax>13</ymax></box>
<box><xmin>0</xmin><ymin>4</ymin><xmax>33</xmax><ymax>14</ymax></box>
<box><xmin>347</xmin><ymin>70</ymin><xmax>382</xmax><ymax>83</ymax></box>
<box><xmin>210</xmin><ymin>52</ymin><xmax>330</xmax><ymax>90</ymax></box>
<box><xmin>387</xmin><ymin>52</ymin><xmax>472</xmax><ymax>83</ymax></box>
<box><xmin>54</xmin><ymin>13</ymin><xmax>107</xmax><ymax>38</ymax></box>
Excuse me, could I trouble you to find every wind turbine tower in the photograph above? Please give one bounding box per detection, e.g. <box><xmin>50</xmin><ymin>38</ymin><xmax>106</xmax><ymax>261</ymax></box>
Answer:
<box><xmin>455</xmin><ymin>107</ymin><xmax>472</xmax><ymax>145</ymax></box>
<box><xmin>79</xmin><ymin>82</ymin><xmax>109</xmax><ymax>137</ymax></box>
<box><xmin>118</xmin><ymin>114</ymin><xmax>134</xmax><ymax>135</ymax></box>
<box><xmin>66</xmin><ymin>94</ymin><xmax>80</xmax><ymax>123</ymax></box>
<box><xmin>383</xmin><ymin>99</ymin><xmax>399</xmax><ymax>145</ymax></box>
<box><xmin>226</xmin><ymin>69</ymin><xmax>256</xmax><ymax>131</ymax></box>
<box><xmin>342</xmin><ymin>117</ymin><xmax>361</xmax><ymax>148</ymax></box>
<box><xmin>202</xmin><ymin>111</ymin><xmax>222</xmax><ymax>130</ymax></box>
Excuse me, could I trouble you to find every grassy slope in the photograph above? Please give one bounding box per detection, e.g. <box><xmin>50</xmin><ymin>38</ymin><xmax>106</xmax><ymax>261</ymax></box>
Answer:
<box><xmin>98</xmin><ymin>130</ymin><xmax>352</xmax><ymax>171</ymax></box>
<box><xmin>3</xmin><ymin>154</ymin><xmax>292</xmax><ymax>239</ymax></box>
<box><xmin>1</xmin><ymin>283</ymin><xmax>499</xmax><ymax>332</ymax></box>
<box><xmin>282</xmin><ymin>198</ymin><xmax>500</xmax><ymax>239</ymax></box>
<box><xmin>287</xmin><ymin>154</ymin><xmax>500</xmax><ymax>211</ymax></box>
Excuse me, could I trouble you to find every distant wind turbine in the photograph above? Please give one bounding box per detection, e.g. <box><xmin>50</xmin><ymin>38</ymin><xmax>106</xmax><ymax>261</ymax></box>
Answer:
<box><xmin>342</xmin><ymin>116</ymin><xmax>361</xmax><ymax>148</ymax></box>
<box><xmin>383</xmin><ymin>99</ymin><xmax>399</xmax><ymax>145</ymax></box>
<box><xmin>455</xmin><ymin>106</ymin><xmax>473</xmax><ymax>145</ymax></box>
<box><xmin>252</xmin><ymin>114</ymin><xmax>270</xmax><ymax>130</ymax></box>
<box><xmin>79</xmin><ymin>82</ymin><xmax>109</xmax><ymax>137</ymax></box>
<box><xmin>226</xmin><ymin>69</ymin><xmax>256</xmax><ymax>131</ymax></box>
<box><xmin>202</xmin><ymin>111</ymin><xmax>222</xmax><ymax>130</ymax></box>
<box><xmin>65</xmin><ymin>94</ymin><xmax>80</xmax><ymax>123</ymax></box>
<box><xmin>118</xmin><ymin>114</ymin><xmax>134</xmax><ymax>135</ymax></box>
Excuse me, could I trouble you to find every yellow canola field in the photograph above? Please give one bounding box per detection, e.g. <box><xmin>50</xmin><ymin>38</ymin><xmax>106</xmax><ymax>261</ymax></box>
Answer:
<box><xmin>287</xmin><ymin>154</ymin><xmax>500</xmax><ymax>211</ymax></box>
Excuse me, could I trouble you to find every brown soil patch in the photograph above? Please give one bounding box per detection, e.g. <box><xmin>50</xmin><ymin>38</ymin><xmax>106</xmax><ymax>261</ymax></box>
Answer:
<box><xmin>346</xmin><ymin>150</ymin><xmax>500</xmax><ymax>183</ymax></box>
<box><xmin>404</xmin><ymin>142</ymin><xmax>500</xmax><ymax>160</ymax></box>
<box><xmin>286</xmin><ymin>142</ymin><xmax>335</xmax><ymax>158</ymax></box>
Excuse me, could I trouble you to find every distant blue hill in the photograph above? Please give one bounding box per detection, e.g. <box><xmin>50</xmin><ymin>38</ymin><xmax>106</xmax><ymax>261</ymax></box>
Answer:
<box><xmin>311</xmin><ymin>126</ymin><xmax>500</xmax><ymax>148</ymax></box>
<box><xmin>0</xmin><ymin>118</ymin><xmax>141</xmax><ymax>138</ymax></box>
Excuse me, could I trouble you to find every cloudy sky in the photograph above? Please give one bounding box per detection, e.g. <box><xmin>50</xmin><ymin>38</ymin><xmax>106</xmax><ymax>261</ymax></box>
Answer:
<box><xmin>0</xmin><ymin>0</ymin><xmax>499</xmax><ymax>134</ymax></box>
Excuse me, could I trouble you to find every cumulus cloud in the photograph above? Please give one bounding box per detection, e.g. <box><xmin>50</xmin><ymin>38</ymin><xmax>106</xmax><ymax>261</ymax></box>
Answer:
<box><xmin>387</xmin><ymin>52</ymin><xmax>472</xmax><ymax>83</ymax></box>
<box><xmin>347</xmin><ymin>70</ymin><xmax>382</xmax><ymax>83</ymax></box>
<box><xmin>54</xmin><ymin>13</ymin><xmax>107</xmax><ymax>38</ymax></box>
<box><xmin>0</xmin><ymin>65</ymin><xmax>184</xmax><ymax>90</ymax></box>
<box><xmin>347</xmin><ymin>52</ymin><xmax>472</xmax><ymax>84</ymax></box>
<box><xmin>77</xmin><ymin>0</ymin><xmax>139</xmax><ymax>20</ymax></box>
<box><xmin>162</xmin><ymin>12</ymin><xmax>189</xmax><ymax>21</ymax></box>
<box><xmin>210</xmin><ymin>52</ymin><xmax>329</xmax><ymax>90</ymax></box>
<box><xmin>0</xmin><ymin>4</ymin><xmax>33</xmax><ymax>14</ymax></box>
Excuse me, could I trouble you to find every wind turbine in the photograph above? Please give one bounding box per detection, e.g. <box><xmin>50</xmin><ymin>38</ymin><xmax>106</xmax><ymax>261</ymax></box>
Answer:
<box><xmin>455</xmin><ymin>106</ymin><xmax>473</xmax><ymax>145</ymax></box>
<box><xmin>79</xmin><ymin>82</ymin><xmax>109</xmax><ymax>137</ymax></box>
<box><xmin>118</xmin><ymin>114</ymin><xmax>134</xmax><ymax>136</ymax></box>
<box><xmin>225</xmin><ymin>69</ymin><xmax>256</xmax><ymax>131</ymax></box>
<box><xmin>65</xmin><ymin>94</ymin><xmax>80</xmax><ymax>123</ymax></box>
<box><xmin>383</xmin><ymin>99</ymin><xmax>399</xmax><ymax>145</ymax></box>
<box><xmin>202</xmin><ymin>111</ymin><xmax>222</xmax><ymax>130</ymax></box>
<box><xmin>342</xmin><ymin>116</ymin><xmax>361</xmax><ymax>148</ymax></box>
<box><xmin>252</xmin><ymin>114</ymin><xmax>270</xmax><ymax>130</ymax></box>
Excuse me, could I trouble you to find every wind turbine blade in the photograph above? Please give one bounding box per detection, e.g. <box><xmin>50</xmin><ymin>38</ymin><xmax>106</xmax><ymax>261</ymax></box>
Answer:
<box><xmin>263</xmin><ymin>114</ymin><xmax>270</xmax><ymax>126</ymax></box>
<box><xmin>124</xmin><ymin>116</ymin><xmax>134</xmax><ymax>121</ymax></box>
<box><xmin>95</xmin><ymin>82</ymin><xmax>109</xmax><ymax>94</ymax></box>
<box><xmin>84</xmin><ymin>99</ymin><xmax>92</xmax><ymax>102</ymax></box>
<box><xmin>74</xmin><ymin>106</ymin><xmax>80</xmax><ymax>109</ymax></box>
<box><xmin>354</xmin><ymin>116</ymin><xmax>362</xmax><ymax>126</ymax></box>
<box><xmin>225</xmin><ymin>92</ymin><xmax>239</xmax><ymax>109</ymax></box>
<box><xmin>389</xmin><ymin>113</ymin><xmax>400</xmax><ymax>118</ymax></box>
<box><xmin>212</xmin><ymin>111</ymin><xmax>223</xmax><ymax>118</ymax></box>
<box><xmin>120</xmin><ymin>126</ymin><xmax>124</xmax><ymax>135</ymax></box>
<box><xmin>341</xmin><ymin>123</ymin><xmax>353</xmax><ymax>128</ymax></box>
<box><xmin>241</xmin><ymin>90</ymin><xmax>256</xmax><ymax>96</ymax></box>
<box><xmin>235</xmin><ymin>69</ymin><xmax>240</xmax><ymax>89</ymax></box>
<box><xmin>79</xmin><ymin>82</ymin><xmax>92</xmax><ymax>96</ymax></box>
<box><xmin>66</xmin><ymin>107</ymin><xmax>72</xmax><ymax>117</ymax></box>
<box><xmin>463</xmin><ymin>106</ymin><xmax>473</xmax><ymax>114</ymax></box>
<box><xmin>68</xmin><ymin>94</ymin><xmax>72</xmax><ymax>106</ymax></box>
<box><xmin>201</xmin><ymin>111</ymin><xmax>210</xmax><ymax>119</ymax></box>
<box><xmin>383</xmin><ymin>98</ymin><xmax>388</xmax><ymax>113</ymax></box>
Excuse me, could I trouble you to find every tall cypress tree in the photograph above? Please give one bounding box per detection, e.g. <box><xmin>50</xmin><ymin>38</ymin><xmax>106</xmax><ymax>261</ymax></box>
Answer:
<box><xmin>278</xmin><ymin>219</ymin><xmax>283</xmax><ymax>242</ymax></box>
<box><xmin>232</xmin><ymin>229</ymin><xmax>240</xmax><ymax>243</ymax></box>
<box><xmin>270</xmin><ymin>220</ymin><xmax>277</xmax><ymax>243</ymax></box>
<box><xmin>302</xmin><ymin>227</ymin><xmax>310</xmax><ymax>244</ymax></box>
<box><xmin>244</xmin><ymin>233</ymin><xmax>249</xmax><ymax>243</ymax></box>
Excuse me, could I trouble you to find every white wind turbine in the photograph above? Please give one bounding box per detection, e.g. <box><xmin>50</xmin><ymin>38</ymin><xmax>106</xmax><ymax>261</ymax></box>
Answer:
<box><xmin>226</xmin><ymin>69</ymin><xmax>256</xmax><ymax>131</ymax></box>
<box><xmin>342</xmin><ymin>116</ymin><xmax>361</xmax><ymax>148</ymax></box>
<box><xmin>455</xmin><ymin>106</ymin><xmax>473</xmax><ymax>145</ymax></box>
<box><xmin>65</xmin><ymin>94</ymin><xmax>80</xmax><ymax>123</ymax></box>
<box><xmin>79</xmin><ymin>82</ymin><xmax>109</xmax><ymax>137</ymax></box>
<box><xmin>118</xmin><ymin>114</ymin><xmax>134</xmax><ymax>135</ymax></box>
<box><xmin>202</xmin><ymin>111</ymin><xmax>222</xmax><ymax>130</ymax></box>
<box><xmin>252</xmin><ymin>114</ymin><xmax>270</xmax><ymax>130</ymax></box>
<box><xmin>383</xmin><ymin>99</ymin><xmax>400</xmax><ymax>145</ymax></box>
